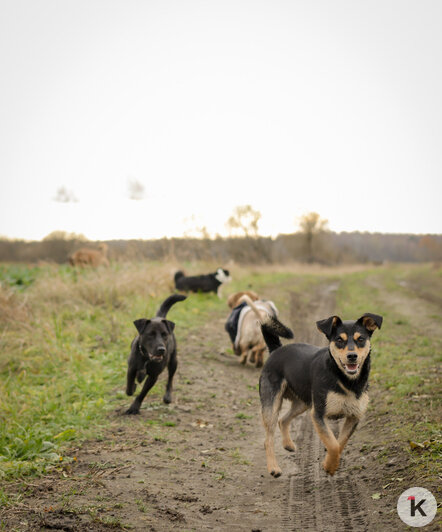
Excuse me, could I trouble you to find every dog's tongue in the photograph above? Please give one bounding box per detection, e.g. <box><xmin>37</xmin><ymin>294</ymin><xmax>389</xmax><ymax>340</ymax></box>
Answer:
<box><xmin>346</xmin><ymin>364</ymin><xmax>358</xmax><ymax>371</ymax></box>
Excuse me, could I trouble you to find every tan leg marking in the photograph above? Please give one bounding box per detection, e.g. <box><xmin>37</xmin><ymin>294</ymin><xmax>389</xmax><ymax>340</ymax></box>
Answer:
<box><xmin>311</xmin><ymin>412</ymin><xmax>341</xmax><ymax>475</ymax></box>
<box><xmin>253</xmin><ymin>344</ymin><xmax>266</xmax><ymax>368</ymax></box>
<box><xmin>262</xmin><ymin>382</ymin><xmax>286</xmax><ymax>477</ymax></box>
<box><xmin>239</xmin><ymin>347</ymin><xmax>248</xmax><ymax>365</ymax></box>
<box><xmin>279</xmin><ymin>400</ymin><xmax>308</xmax><ymax>452</ymax></box>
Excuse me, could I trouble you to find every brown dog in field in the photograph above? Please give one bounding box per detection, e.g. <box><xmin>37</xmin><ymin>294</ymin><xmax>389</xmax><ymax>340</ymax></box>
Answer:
<box><xmin>68</xmin><ymin>243</ymin><xmax>109</xmax><ymax>267</ymax></box>
<box><xmin>226</xmin><ymin>294</ymin><xmax>278</xmax><ymax>368</ymax></box>
<box><xmin>227</xmin><ymin>290</ymin><xmax>259</xmax><ymax>309</ymax></box>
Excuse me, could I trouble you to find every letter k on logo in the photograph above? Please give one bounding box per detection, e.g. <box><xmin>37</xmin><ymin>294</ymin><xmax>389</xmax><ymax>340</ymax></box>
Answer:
<box><xmin>408</xmin><ymin>495</ymin><xmax>427</xmax><ymax>517</ymax></box>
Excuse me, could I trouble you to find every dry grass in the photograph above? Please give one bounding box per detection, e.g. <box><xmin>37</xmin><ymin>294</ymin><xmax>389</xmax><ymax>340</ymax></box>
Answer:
<box><xmin>1</xmin><ymin>260</ymin><xmax>440</xmax><ymax>485</ymax></box>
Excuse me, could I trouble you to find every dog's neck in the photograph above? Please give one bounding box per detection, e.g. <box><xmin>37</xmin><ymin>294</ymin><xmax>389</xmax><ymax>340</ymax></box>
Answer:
<box><xmin>138</xmin><ymin>341</ymin><xmax>149</xmax><ymax>360</ymax></box>
<box><xmin>327</xmin><ymin>349</ymin><xmax>371</xmax><ymax>396</ymax></box>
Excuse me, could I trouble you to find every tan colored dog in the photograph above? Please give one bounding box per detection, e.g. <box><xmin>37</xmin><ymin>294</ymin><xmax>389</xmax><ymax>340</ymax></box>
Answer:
<box><xmin>227</xmin><ymin>290</ymin><xmax>259</xmax><ymax>309</ymax></box>
<box><xmin>68</xmin><ymin>243</ymin><xmax>109</xmax><ymax>267</ymax></box>
<box><xmin>235</xmin><ymin>294</ymin><xmax>278</xmax><ymax>368</ymax></box>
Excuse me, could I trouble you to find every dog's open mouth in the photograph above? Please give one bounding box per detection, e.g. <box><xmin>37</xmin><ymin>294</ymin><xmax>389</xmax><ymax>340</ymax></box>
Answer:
<box><xmin>344</xmin><ymin>363</ymin><xmax>359</xmax><ymax>375</ymax></box>
<box><xmin>149</xmin><ymin>353</ymin><xmax>164</xmax><ymax>362</ymax></box>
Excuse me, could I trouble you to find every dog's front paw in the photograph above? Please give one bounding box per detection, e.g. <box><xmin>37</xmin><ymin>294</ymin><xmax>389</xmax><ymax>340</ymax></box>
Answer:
<box><xmin>269</xmin><ymin>466</ymin><xmax>282</xmax><ymax>478</ymax></box>
<box><xmin>163</xmin><ymin>393</ymin><xmax>172</xmax><ymax>404</ymax></box>
<box><xmin>322</xmin><ymin>454</ymin><xmax>339</xmax><ymax>475</ymax></box>
<box><xmin>283</xmin><ymin>441</ymin><xmax>296</xmax><ymax>452</ymax></box>
<box><xmin>125</xmin><ymin>404</ymin><xmax>140</xmax><ymax>415</ymax></box>
<box><xmin>126</xmin><ymin>384</ymin><xmax>136</xmax><ymax>396</ymax></box>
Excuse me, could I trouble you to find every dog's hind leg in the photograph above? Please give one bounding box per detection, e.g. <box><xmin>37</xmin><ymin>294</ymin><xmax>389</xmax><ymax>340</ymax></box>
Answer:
<box><xmin>260</xmin><ymin>376</ymin><xmax>286</xmax><ymax>477</ymax></box>
<box><xmin>337</xmin><ymin>415</ymin><xmax>359</xmax><ymax>452</ymax></box>
<box><xmin>279</xmin><ymin>399</ymin><xmax>308</xmax><ymax>452</ymax></box>
<box><xmin>239</xmin><ymin>347</ymin><xmax>248</xmax><ymax>365</ymax></box>
<box><xmin>253</xmin><ymin>344</ymin><xmax>266</xmax><ymax>368</ymax></box>
<box><xmin>126</xmin><ymin>365</ymin><xmax>137</xmax><ymax>396</ymax></box>
<box><xmin>136</xmin><ymin>369</ymin><xmax>146</xmax><ymax>383</ymax></box>
<box><xmin>311</xmin><ymin>410</ymin><xmax>341</xmax><ymax>475</ymax></box>
<box><xmin>163</xmin><ymin>353</ymin><xmax>177</xmax><ymax>404</ymax></box>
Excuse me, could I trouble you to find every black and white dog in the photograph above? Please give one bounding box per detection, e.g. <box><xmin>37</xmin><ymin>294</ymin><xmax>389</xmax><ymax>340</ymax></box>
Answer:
<box><xmin>125</xmin><ymin>294</ymin><xmax>186</xmax><ymax>415</ymax></box>
<box><xmin>174</xmin><ymin>268</ymin><xmax>231</xmax><ymax>296</ymax></box>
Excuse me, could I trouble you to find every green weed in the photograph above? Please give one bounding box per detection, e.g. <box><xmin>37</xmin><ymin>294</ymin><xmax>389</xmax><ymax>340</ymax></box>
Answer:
<box><xmin>336</xmin><ymin>266</ymin><xmax>441</xmax><ymax>481</ymax></box>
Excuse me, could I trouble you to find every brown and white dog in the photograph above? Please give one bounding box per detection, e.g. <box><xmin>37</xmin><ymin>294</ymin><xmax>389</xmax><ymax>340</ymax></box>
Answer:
<box><xmin>232</xmin><ymin>294</ymin><xmax>278</xmax><ymax>368</ymax></box>
<box><xmin>227</xmin><ymin>290</ymin><xmax>259</xmax><ymax>309</ymax></box>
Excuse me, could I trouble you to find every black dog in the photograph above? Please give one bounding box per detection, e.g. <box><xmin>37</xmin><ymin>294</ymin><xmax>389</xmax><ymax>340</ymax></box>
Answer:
<box><xmin>259</xmin><ymin>312</ymin><xmax>382</xmax><ymax>477</ymax></box>
<box><xmin>125</xmin><ymin>294</ymin><xmax>186</xmax><ymax>415</ymax></box>
<box><xmin>174</xmin><ymin>268</ymin><xmax>231</xmax><ymax>295</ymax></box>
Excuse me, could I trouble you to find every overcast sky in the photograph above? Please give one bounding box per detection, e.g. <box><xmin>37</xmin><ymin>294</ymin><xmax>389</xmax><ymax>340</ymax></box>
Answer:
<box><xmin>0</xmin><ymin>0</ymin><xmax>441</xmax><ymax>241</ymax></box>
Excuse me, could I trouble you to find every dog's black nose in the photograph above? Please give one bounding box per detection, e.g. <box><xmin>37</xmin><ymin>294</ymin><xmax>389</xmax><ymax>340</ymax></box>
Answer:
<box><xmin>156</xmin><ymin>346</ymin><xmax>166</xmax><ymax>355</ymax></box>
<box><xmin>347</xmin><ymin>352</ymin><xmax>358</xmax><ymax>362</ymax></box>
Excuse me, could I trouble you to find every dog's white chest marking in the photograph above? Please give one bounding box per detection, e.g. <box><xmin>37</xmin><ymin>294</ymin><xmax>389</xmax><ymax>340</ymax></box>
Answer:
<box><xmin>325</xmin><ymin>390</ymin><xmax>369</xmax><ymax>420</ymax></box>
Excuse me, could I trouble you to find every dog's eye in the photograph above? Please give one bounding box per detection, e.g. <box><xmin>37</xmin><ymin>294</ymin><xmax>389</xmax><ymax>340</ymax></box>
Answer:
<box><xmin>161</xmin><ymin>332</ymin><xmax>168</xmax><ymax>339</ymax></box>
<box><xmin>356</xmin><ymin>336</ymin><xmax>366</xmax><ymax>346</ymax></box>
<box><xmin>335</xmin><ymin>338</ymin><xmax>346</xmax><ymax>348</ymax></box>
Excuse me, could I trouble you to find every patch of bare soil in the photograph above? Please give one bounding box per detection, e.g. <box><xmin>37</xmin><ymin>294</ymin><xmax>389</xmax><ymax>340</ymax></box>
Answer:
<box><xmin>1</xmin><ymin>279</ymin><xmax>440</xmax><ymax>531</ymax></box>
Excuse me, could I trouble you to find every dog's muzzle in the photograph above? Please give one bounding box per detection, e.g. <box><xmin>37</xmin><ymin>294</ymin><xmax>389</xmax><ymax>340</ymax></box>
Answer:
<box><xmin>150</xmin><ymin>345</ymin><xmax>166</xmax><ymax>362</ymax></box>
<box><xmin>344</xmin><ymin>352</ymin><xmax>359</xmax><ymax>375</ymax></box>
<box><xmin>139</xmin><ymin>343</ymin><xmax>166</xmax><ymax>362</ymax></box>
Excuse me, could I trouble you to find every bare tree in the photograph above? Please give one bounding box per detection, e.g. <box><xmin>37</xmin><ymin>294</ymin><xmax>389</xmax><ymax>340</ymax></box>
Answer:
<box><xmin>183</xmin><ymin>215</ymin><xmax>210</xmax><ymax>239</ymax></box>
<box><xmin>226</xmin><ymin>205</ymin><xmax>261</xmax><ymax>238</ymax></box>
<box><xmin>53</xmin><ymin>186</ymin><xmax>78</xmax><ymax>203</ymax></box>
<box><xmin>298</xmin><ymin>212</ymin><xmax>329</xmax><ymax>262</ymax></box>
<box><xmin>128</xmin><ymin>179</ymin><xmax>145</xmax><ymax>200</ymax></box>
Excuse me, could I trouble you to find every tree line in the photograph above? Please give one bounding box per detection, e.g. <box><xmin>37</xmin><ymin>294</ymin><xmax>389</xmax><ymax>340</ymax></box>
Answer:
<box><xmin>0</xmin><ymin>231</ymin><xmax>440</xmax><ymax>265</ymax></box>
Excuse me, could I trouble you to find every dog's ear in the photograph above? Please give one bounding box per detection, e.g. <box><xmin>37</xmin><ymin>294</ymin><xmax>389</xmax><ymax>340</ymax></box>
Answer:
<box><xmin>357</xmin><ymin>313</ymin><xmax>383</xmax><ymax>335</ymax></box>
<box><xmin>134</xmin><ymin>319</ymin><xmax>150</xmax><ymax>334</ymax></box>
<box><xmin>316</xmin><ymin>315</ymin><xmax>342</xmax><ymax>339</ymax></box>
<box><xmin>162</xmin><ymin>319</ymin><xmax>175</xmax><ymax>333</ymax></box>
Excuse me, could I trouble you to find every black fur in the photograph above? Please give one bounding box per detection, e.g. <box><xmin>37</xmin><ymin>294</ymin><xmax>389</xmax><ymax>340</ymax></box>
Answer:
<box><xmin>125</xmin><ymin>294</ymin><xmax>186</xmax><ymax>415</ymax></box>
<box><xmin>261</xmin><ymin>316</ymin><xmax>294</xmax><ymax>353</ymax></box>
<box><xmin>260</xmin><ymin>313</ymin><xmax>382</xmax><ymax>412</ymax></box>
<box><xmin>174</xmin><ymin>268</ymin><xmax>230</xmax><ymax>294</ymax></box>
<box><xmin>259</xmin><ymin>312</ymin><xmax>382</xmax><ymax>477</ymax></box>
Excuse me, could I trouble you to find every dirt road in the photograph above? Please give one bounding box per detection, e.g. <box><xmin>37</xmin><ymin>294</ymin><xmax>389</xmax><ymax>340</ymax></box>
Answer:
<box><xmin>1</xmin><ymin>277</ymin><xmax>437</xmax><ymax>531</ymax></box>
<box><xmin>282</xmin><ymin>283</ymin><xmax>377</xmax><ymax>531</ymax></box>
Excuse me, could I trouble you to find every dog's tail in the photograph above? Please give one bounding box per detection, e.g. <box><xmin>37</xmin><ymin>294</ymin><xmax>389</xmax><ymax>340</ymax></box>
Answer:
<box><xmin>156</xmin><ymin>294</ymin><xmax>187</xmax><ymax>318</ymax></box>
<box><xmin>239</xmin><ymin>294</ymin><xmax>293</xmax><ymax>352</ymax></box>
<box><xmin>261</xmin><ymin>316</ymin><xmax>294</xmax><ymax>353</ymax></box>
<box><xmin>238</xmin><ymin>294</ymin><xmax>265</xmax><ymax>320</ymax></box>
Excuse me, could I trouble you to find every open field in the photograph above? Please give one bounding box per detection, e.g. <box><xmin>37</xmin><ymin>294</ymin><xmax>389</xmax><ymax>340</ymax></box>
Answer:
<box><xmin>0</xmin><ymin>261</ymin><xmax>441</xmax><ymax>530</ymax></box>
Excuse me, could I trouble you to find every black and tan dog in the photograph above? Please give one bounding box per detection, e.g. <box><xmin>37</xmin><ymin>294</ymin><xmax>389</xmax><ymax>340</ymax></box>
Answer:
<box><xmin>259</xmin><ymin>312</ymin><xmax>382</xmax><ymax>477</ymax></box>
<box><xmin>125</xmin><ymin>294</ymin><xmax>186</xmax><ymax>415</ymax></box>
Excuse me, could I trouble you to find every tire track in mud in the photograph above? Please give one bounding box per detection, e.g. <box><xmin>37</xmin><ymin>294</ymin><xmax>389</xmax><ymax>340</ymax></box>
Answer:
<box><xmin>281</xmin><ymin>282</ymin><xmax>371</xmax><ymax>532</ymax></box>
